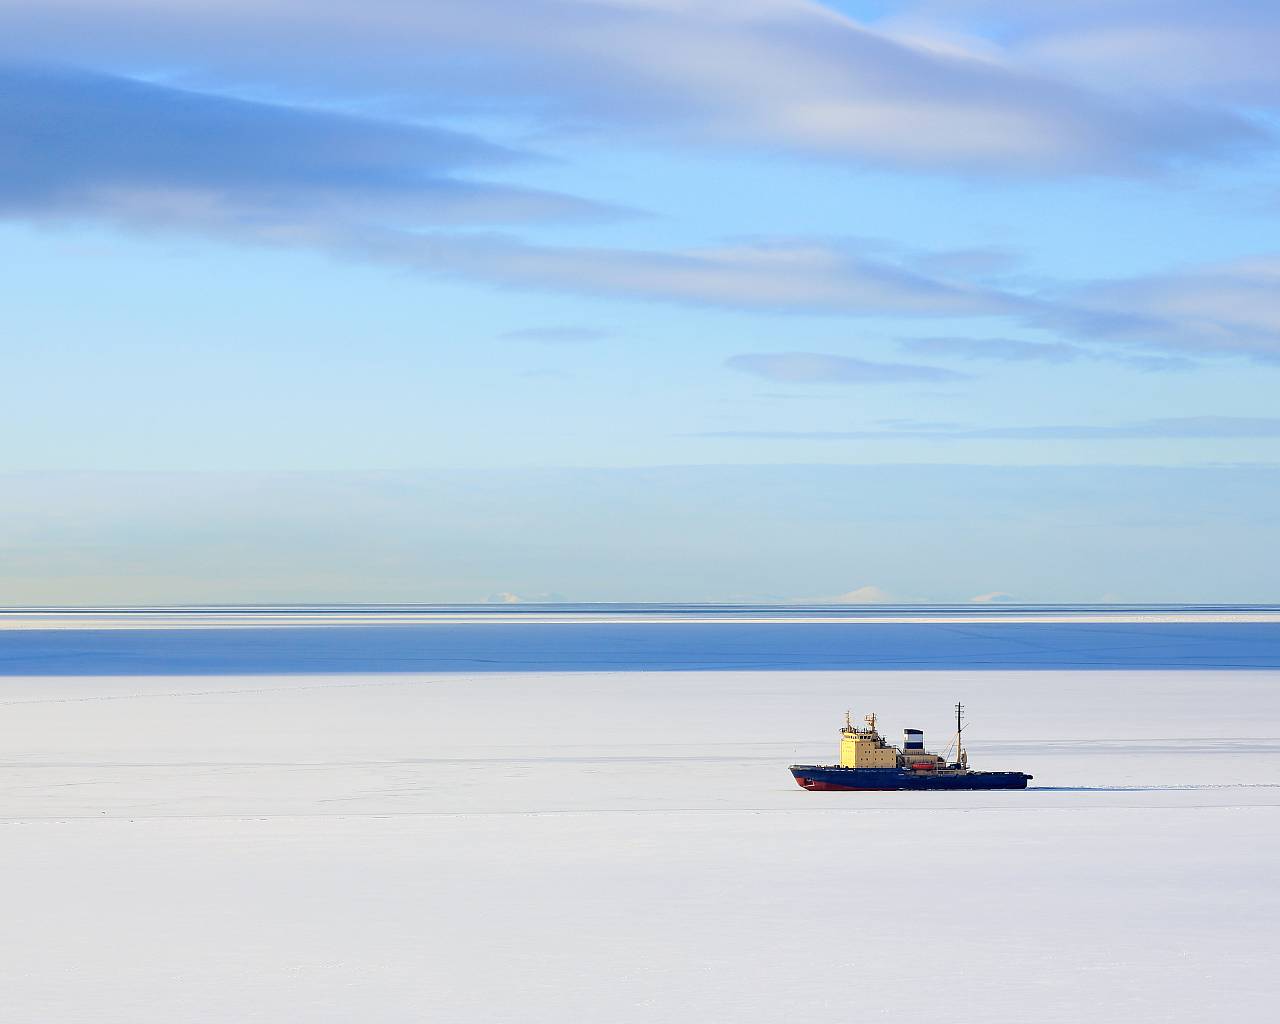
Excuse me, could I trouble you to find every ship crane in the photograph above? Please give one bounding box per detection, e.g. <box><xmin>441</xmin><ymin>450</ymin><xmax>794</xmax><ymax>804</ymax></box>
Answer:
<box><xmin>955</xmin><ymin>701</ymin><xmax>968</xmax><ymax>769</ymax></box>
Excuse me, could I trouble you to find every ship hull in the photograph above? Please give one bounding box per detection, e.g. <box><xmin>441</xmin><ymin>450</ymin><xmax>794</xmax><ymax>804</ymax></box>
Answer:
<box><xmin>790</xmin><ymin>765</ymin><xmax>1031</xmax><ymax>791</ymax></box>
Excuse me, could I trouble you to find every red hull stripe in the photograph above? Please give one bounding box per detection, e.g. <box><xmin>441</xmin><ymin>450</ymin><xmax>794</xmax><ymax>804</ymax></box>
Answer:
<box><xmin>793</xmin><ymin>777</ymin><xmax>898</xmax><ymax>792</ymax></box>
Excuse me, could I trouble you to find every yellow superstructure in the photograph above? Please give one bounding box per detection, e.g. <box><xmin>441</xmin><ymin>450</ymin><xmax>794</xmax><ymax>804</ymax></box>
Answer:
<box><xmin>838</xmin><ymin>713</ymin><xmax>901</xmax><ymax>768</ymax></box>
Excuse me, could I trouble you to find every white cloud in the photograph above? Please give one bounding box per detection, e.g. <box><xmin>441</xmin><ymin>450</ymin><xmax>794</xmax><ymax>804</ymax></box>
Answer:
<box><xmin>727</xmin><ymin>351</ymin><xmax>966</xmax><ymax>383</ymax></box>
<box><xmin>831</xmin><ymin>585</ymin><xmax>895</xmax><ymax>604</ymax></box>
<box><xmin>969</xmin><ymin>591</ymin><xmax>1013</xmax><ymax>603</ymax></box>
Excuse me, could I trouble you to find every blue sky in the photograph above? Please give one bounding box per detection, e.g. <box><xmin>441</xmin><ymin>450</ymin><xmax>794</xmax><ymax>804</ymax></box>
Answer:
<box><xmin>3</xmin><ymin>1</ymin><xmax>1280</xmax><ymax>603</ymax></box>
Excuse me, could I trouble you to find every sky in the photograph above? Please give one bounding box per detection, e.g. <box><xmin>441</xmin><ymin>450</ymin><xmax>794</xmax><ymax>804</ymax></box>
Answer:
<box><xmin>3</xmin><ymin>0</ymin><xmax>1280</xmax><ymax>604</ymax></box>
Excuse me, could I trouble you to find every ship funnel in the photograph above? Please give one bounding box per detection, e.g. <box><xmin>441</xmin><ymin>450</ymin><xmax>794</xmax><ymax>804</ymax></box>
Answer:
<box><xmin>903</xmin><ymin>728</ymin><xmax>924</xmax><ymax>751</ymax></box>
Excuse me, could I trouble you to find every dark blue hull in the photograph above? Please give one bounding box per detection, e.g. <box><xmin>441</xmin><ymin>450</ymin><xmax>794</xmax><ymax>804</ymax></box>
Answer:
<box><xmin>790</xmin><ymin>765</ymin><xmax>1031</xmax><ymax>791</ymax></box>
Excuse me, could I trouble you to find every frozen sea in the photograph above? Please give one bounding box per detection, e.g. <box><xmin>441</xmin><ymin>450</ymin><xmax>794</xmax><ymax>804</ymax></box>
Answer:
<box><xmin>2</xmin><ymin>606</ymin><xmax>1278</xmax><ymax>1022</ymax></box>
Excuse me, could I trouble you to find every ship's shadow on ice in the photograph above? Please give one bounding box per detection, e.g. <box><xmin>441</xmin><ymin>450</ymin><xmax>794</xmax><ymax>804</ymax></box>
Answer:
<box><xmin>1032</xmin><ymin>784</ymin><xmax>1280</xmax><ymax>792</ymax></box>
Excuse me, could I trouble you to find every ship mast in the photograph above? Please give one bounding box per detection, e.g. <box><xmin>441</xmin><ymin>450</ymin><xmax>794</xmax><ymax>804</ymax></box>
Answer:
<box><xmin>955</xmin><ymin>702</ymin><xmax>965</xmax><ymax>768</ymax></box>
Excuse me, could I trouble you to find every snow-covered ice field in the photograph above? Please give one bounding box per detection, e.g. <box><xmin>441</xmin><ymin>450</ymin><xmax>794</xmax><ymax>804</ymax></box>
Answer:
<box><xmin>2</xmin><ymin>615</ymin><xmax>1278</xmax><ymax>1022</ymax></box>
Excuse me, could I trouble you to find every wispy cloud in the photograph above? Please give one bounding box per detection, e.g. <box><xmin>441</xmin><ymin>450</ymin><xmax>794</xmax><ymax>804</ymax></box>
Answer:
<box><xmin>0</xmin><ymin>65</ymin><xmax>612</xmax><ymax>227</ymax></box>
<box><xmin>726</xmin><ymin>351</ymin><xmax>967</xmax><ymax>384</ymax></box>
<box><xmin>897</xmin><ymin>336</ymin><xmax>1197</xmax><ymax>371</ymax></box>
<box><xmin>700</xmin><ymin>416</ymin><xmax>1280</xmax><ymax>441</ymax></box>
<box><xmin>933</xmin><ymin>1</ymin><xmax>1280</xmax><ymax>103</ymax></box>
<box><xmin>2</xmin><ymin>1</ymin><xmax>1263</xmax><ymax>174</ymax></box>
<box><xmin>900</xmin><ymin>336</ymin><xmax>1091</xmax><ymax>363</ymax></box>
<box><xmin>4</xmin><ymin>65</ymin><xmax>1276</xmax><ymax>367</ymax></box>
<box><xmin>1050</xmin><ymin>258</ymin><xmax>1280</xmax><ymax>361</ymax></box>
<box><xmin>0</xmin><ymin>68</ymin><xmax>1014</xmax><ymax>329</ymax></box>
<box><xmin>339</xmin><ymin>232</ymin><xmax>1021</xmax><ymax>316</ymax></box>
<box><xmin>0</xmin><ymin>68</ymin><xmax>1027</xmax><ymax>316</ymax></box>
<box><xmin>0</xmin><ymin>58</ymin><xmax>1275</xmax><ymax>354</ymax></box>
